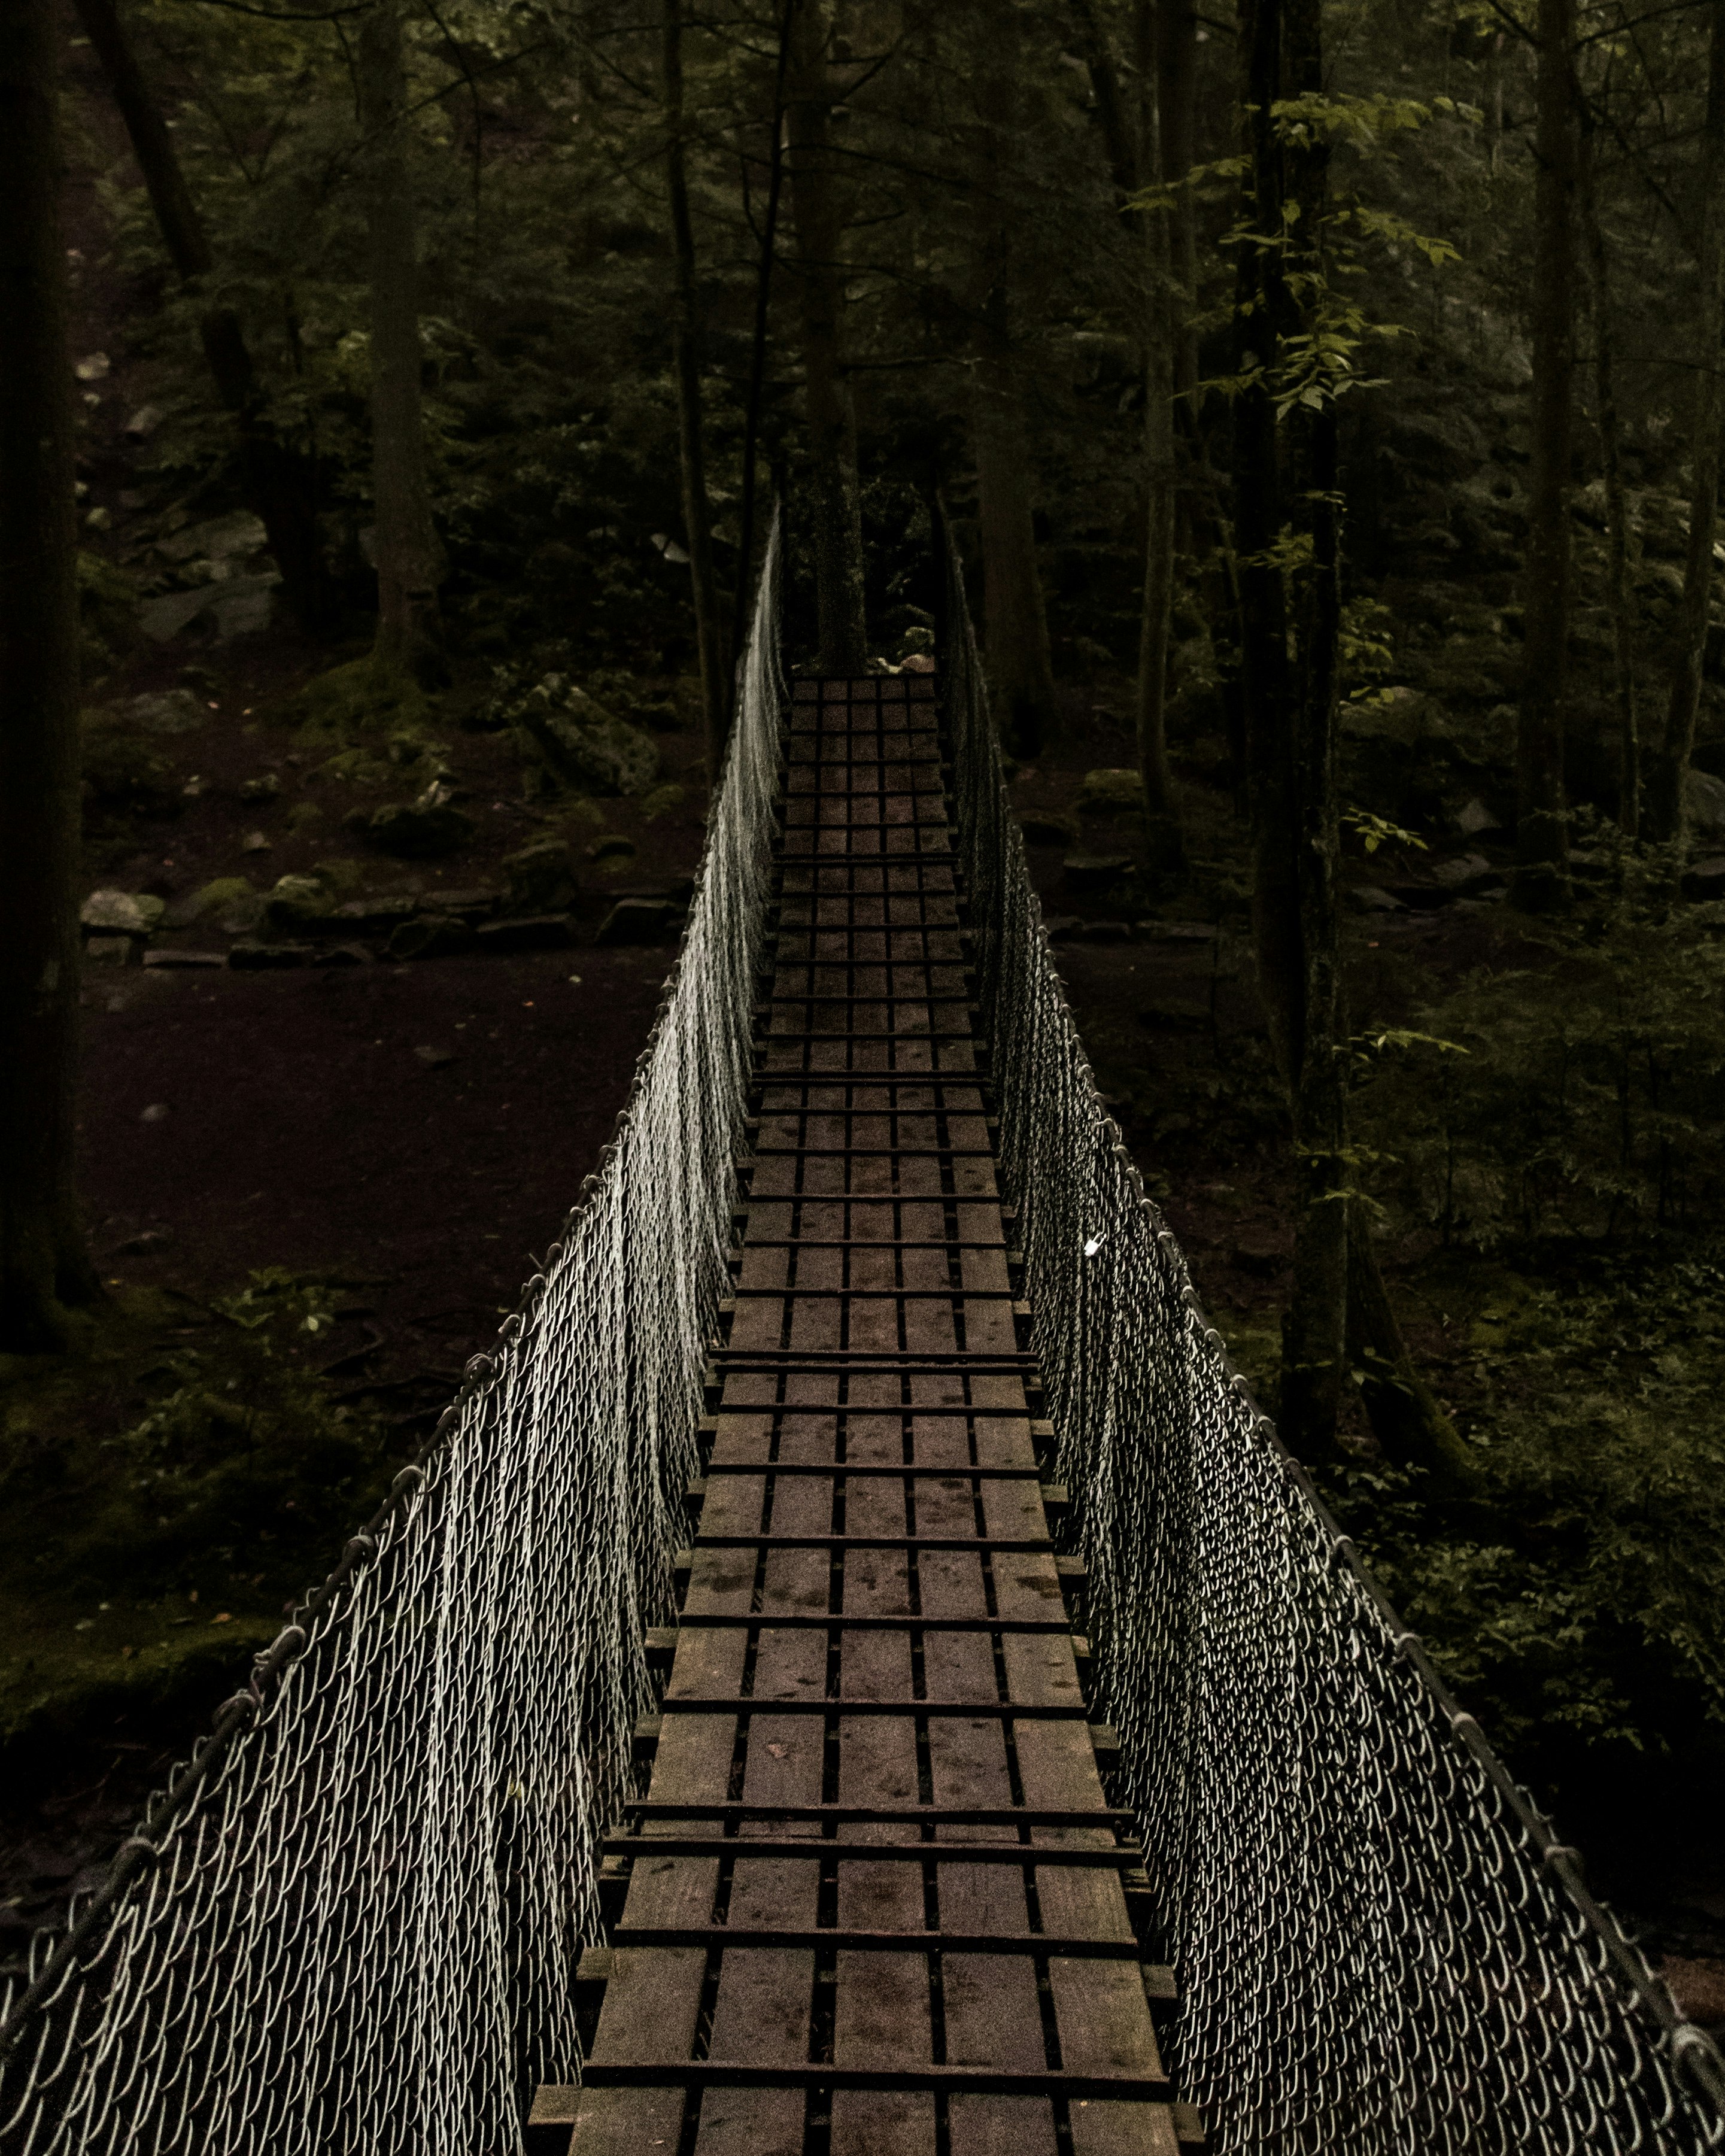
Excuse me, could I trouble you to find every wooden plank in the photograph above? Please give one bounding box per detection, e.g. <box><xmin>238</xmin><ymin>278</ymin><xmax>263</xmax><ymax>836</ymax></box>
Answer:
<box><xmin>576</xmin><ymin>673</ymin><xmax>1182</xmax><ymax>2156</ymax></box>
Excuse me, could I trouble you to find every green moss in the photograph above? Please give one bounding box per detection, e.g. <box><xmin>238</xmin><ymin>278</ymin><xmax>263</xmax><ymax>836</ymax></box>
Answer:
<box><xmin>185</xmin><ymin>876</ymin><xmax>256</xmax><ymax>919</ymax></box>
<box><xmin>0</xmin><ymin>1276</ymin><xmax>399</xmax><ymax>1769</ymax></box>
<box><xmin>289</xmin><ymin>657</ymin><xmax>433</xmax><ymax>743</ymax></box>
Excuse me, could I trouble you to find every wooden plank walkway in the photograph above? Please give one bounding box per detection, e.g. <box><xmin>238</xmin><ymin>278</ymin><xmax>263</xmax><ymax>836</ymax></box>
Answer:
<box><xmin>530</xmin><ymin>675</ymin><xmax>1194</xmax><ymax>2156</ymax></box>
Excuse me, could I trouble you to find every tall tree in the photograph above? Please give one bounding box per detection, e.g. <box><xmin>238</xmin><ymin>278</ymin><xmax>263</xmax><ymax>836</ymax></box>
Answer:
<box><xmin>664</xmin><ymin>0</ymin><xmax>727</xmax><ymax>773</ymax></box>
<box><xmin>1135</xmin><ymin>0</ymin><xmax>1185</xmax><ymax>867</ymax></box>
<box><xmin>1235</xmin><ymin>0</ymin><xmax>1477</xmax><ymax>1489</ymax></box>
<box><xmin>1236</xmin><ymin>0</ymin><xmax>1348</xmax><ymax>1458</ymax></box>
<box><xmin>785</xmin><ymin>0</ymin><xmax>867</xmax><ymax>673</ymax></box>
<box><xmin>731</xmin><ymin>0</ymin><xmax>797</xmax><ymax>704</ymax></box>
<box><xmin>1513</xmin><ymin>0</ymin><xmax>1577</xmax><ymax>909</ymax></box>
<box><xmin>1074</xmin><ymin>0</ymin><xmax>1185</xmax><ymax>847</ymax></box>
<box><xmin>1644</xmin><ymin>0</ymin><xmax>1725</xmax><ymax>849</ymax></box>
<box><xmin>357</xmin><ymin>0</ymin><xmax>444</xmax><ymax>679</ymax></box>
<box><xmin>1575</xmin><ymin>93</ymin><xmax>1638</xmax><ymax>837</ymax></box>
<box><xmin>0</xmin><ymin>0</ymin><xmax>101</xmax><ymax>1350</ymax></box>
<box><xmin>971</xmin><ymin>0</ymin><xmax>1060</xmax><ymax>757</ymax></box>
<box><xmin>1158</xmin><ymin>0</ymin><xmax>1201</xmax><ymax>412</ymax></box>
<box><xmin>72</xmin><ymin>0</ymin><xmax>333</xmax><ymax>634</ymax></box>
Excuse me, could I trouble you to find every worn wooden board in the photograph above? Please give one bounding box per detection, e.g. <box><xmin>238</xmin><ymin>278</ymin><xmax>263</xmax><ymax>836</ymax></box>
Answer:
<box><xmin>569</xmin><ymin>678</ymin><xmax>1180</xmax><ymax>2156</ymax></box>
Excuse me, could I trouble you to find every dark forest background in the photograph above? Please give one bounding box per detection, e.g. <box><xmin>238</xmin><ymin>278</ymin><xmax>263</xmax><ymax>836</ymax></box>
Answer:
<box><xmin>1</xmin><ymin>0</ymin><xmax>1723</xmax><ymax>2027</ymax></box>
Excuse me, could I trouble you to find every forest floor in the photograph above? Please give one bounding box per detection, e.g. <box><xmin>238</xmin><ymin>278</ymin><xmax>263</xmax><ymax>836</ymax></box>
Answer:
<box><xmin>3</xmin><ymin>630</ymin><xmax>1721</xmax><ymax>2037</ymax></box>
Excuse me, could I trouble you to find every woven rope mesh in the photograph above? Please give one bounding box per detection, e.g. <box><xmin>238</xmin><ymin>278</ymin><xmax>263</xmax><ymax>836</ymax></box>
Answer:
<box><xmin>6</xmin><ymin>514</ymin><xmax>1724</xmax><ymax>2155</ymax></box>
<box><xmin>939</xmin><ymin>524</ymin><xmax>1725</xmax><ymax>2156</ymax></box>
<box><xmin>0</xmin><ymin>524</ymin><xmax>786</xmax><ymax>2156</ymax></box>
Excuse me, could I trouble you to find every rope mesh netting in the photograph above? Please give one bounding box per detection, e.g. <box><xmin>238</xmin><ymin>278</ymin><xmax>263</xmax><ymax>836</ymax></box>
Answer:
<box><xmin>940</xmin><ymin>522</ymin><xmax>1725</xmax><ymax>2155</ymax></box>
<box><xmin>0</xmin><ymin>528</ymin><xmax>786</xmax><ymax>2156</ymax></box>
<box><xmin>5</xmin><ymin>509</ymin><xmax>1725</xmax><ymax>2156</ymax></box>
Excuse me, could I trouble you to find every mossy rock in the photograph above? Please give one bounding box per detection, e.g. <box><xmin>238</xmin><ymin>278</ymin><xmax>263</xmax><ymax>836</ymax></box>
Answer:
<box><xmin>290</xmin><ymin>658</ymin><xmax>433</xmax><ymax>742</ymax></box>
<box><xmin>80</xmin><ymin>721</ymin><xmax>181</xmax><ymax>819</ymax></box>
<box><xmin>310</xmin><ymin>746</ymin><xmax>393</xmax><ymax>788</ymax></box>
<box><xmin>265</xmin><ymin>873</ymin><xmax>336</xmax><ymax>928</ymax></box>
<box><xmin>363</xmin><ymin>798</ymin><xmax>478</xmax><ymax>860</ymax></box>
<box><xmin>640</xmin><ymin>782</ymin><xmax>687</xmax><ymax>821</ymax></box>
<box><xmin>184</xmin><ymin>876</ymin><xmax>256</xmax><ymax>921</ymax></box>
<box><xmin>1020</xmin><ymin>809</ymin><xmax>1080</xmax><ymax>847</ymax></box>
<box><xmin>504</xmin><ymin>838</ymin><xmax>579</xmax><ymax>913</ymax></box>
<box><xmin>1077</xmin><ymin>769</ymin><xmax>1146</xmax><ymax>817</ymax></box>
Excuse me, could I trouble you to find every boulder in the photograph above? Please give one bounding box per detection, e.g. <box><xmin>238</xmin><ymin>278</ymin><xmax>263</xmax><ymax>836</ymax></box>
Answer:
<box><xmin>423</xmin><ymin>887</ymin><xmax>502</xmax><ymax>923</ymax></box>
<box><xmin>1347</xmin><ymin>885</ymin><xmax>1407</xmax><ymax>915</ymax></box>
<box><xmin>1456</xmin><ymin>796</ymin><xmax>1503</xmax><ymax>836</ymax></box>
<box><xmin>1431</xmin><ymin>853</ymin><xmax>1501</xmax><ymax>892</ymax></box>
<box><xmin>239</xmin><ymin>773</ymin><xmax>281</xmax><ymax>803</ymax></box>
<box><xmin>156</xmin><ymin>511</ymin><xmax>268</xmax><ymax>566</ymax></box>
<box><xmin>1076</xmin><ymin>769</ymin><xmax>1144</xmax><ymax>816</ymax></box>
<box><xmin>1019</xmin><ymin>810</ymin><xmax>1080</xmax><ymax>847</ymax></box>
<box><xmin>515</xmin><ymin>679</ymin><xmax>660</xmax><ymax>796</ymax></box>
<box><xmin>126</xmin><ymin>688</ymin><xmax>206</xmax><ymax>736</ymax></box>
<box><xmin>84</xmin><ymin>935</ymin><xmax>138</xmax><ymax>967</ymax></box>
<box><xmin>363</xmin><ymin>797</ymin><xmax>478</xmax><ymax>860</ymax></box>
<box><xmin>597</xmin><ymin>897</ymin><xmax>675</xmax><ymax>946</ymax></box>
<box><xmin>1686</xmin><ymin>767</ymin><xmax>1725</xmax><ymax>836</ymax></box>
<box><xmin>336</xmin><ymin>895</ymin><xmax>417</xmax><ymax>931</ymax></box>
<box><xmin>143</xmin><ymin>949</ymin><xmax>224</xmax><ymax>970</ymax></box>
<box><xmin>138</xmin><ymin>580</ymin><xmax>279</xmax><ymax>644</ymax></box>
<box><xmin>587</xmin><ymin>834</ymin><xmax>637</xmax><ymax>863</ymax></box>
<box><xmin>179</xmin><ymin>877</ymin><xmax>254</xmax><ymax>924</ymax></box>
<box><xmin>387</xmin><ymin>915</ymin><xmax>478</xmax><ymax>961</ymax></box>
<box><xmin>477</xmin><ymin>915</ymin><xmax>573</xmax><ymax>954</ymax></box>
<box><xmin>320</xmin><ymin>943</ymin><xmax>373</xmax><ymax>967</ymax></box>
<box><xmin>1682</xmin><ymin>855</ymin><xmax>1725</xmax><ymax>900</ymax></box>
<box><xmin>265</xmin><ymin>874</ymin><xmax>335</xmax><ymax>929</ymax></box>
<box><xmin>1061</xmin><ymin>855</ymin><xmax>1132</xmax><ymax>894</ymax></box>
<box><xmin>81</xmin><ymin>889</ymin><xmax>165</xmax><ymax>936</ymax></box>
<box><xmin>503</xmin><ymin>838</ymin><xmax>579</xmax><ymax>913</ymax></box>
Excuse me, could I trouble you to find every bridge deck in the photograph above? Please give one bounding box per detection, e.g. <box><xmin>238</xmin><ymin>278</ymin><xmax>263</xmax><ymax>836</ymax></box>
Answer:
<box><xmin>537</xmin><ymin>675</ymin><xmax>1186</xmax><ymax>2156</ymax></box>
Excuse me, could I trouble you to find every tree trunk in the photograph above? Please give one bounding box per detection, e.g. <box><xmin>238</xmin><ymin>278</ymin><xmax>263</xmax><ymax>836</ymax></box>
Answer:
<box><xmin>72</xmin><ymin>0</ymin><xmax>333</xmax><ymax>633</ymax></box>
<box><xmin>1576</xmin><ymin>99</ymin><xmax>1638</xmax><ymax>837</ymax></box>
<box><xmin>357</xmin><ymin>0</ymin><xmax>444</xmax><ymax>679</ymax></box>
<box><xmin>972</xmin><ymin>1</ymin><xmax>1059</xmax><ymax>757</ymax></box>
<box><xmin>973</xmin><ymin>303</ymin><xmax>1059</xmax><ymax>758</ymax></box>
<box><xmin>1346</xmin><ymin>1207</ymin><xmax>1478</xmax><ymax>1493</ymax></box>
<box><xmin>1135</xmin><ymin>0</ymin><xmax>1184</xmax><ymax>867</ymax></box>
<box><xmin>0</xmin><ymin>0</ymin><xmax>99</xmax><ymax>1350</ymax></box>
<box><xmin>786</xmin><ymin>0</ymin><xmax>867</xmax><ymax>674</ymax></box>
<box><xmin>664</xmin><ymin>0</ymin><xmax>727</xmax><ymax>778</ymax></box>
<box><xmin>731</xmin><ymin>0</ymin><xmax>797</xmax><ymax>702</ymax></box>
<box><xmin>1237</xmin><ymin>0</ymin><xmax>1469</xmax><ymax>1483</ymax></box>
<box><xmin>1159</xmin><ymin>0</ymin><xmax>1201</xmax><ymax>411</ymax></box>
<box><xmin>1513</xmin><ymin>0</ymin><xmax>1576</xmax><ymax>909</ymax></box>
<box><xmin>1070</xmin><ymin>0</ymin><xmax>1137</xmax><ymax>201</ymax></box>
<box><xmin>1645</xmin><ymin>0</ymin><xmax>1725</xmax><ymax>848</ymax></box>
<box><xmin>1236</xmin><ymin>0</ymin><xmax>1337</xmax><ymax>1450</ymax></box>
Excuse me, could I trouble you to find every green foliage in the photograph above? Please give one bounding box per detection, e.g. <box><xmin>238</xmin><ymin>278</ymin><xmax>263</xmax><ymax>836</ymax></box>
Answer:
<box><xmin>1326</xmin><ymin>1252</ymin><xmax>1725</xmax><ymax>1770</ymax></box>
<box><xmin>1357</xmin><ymin>886</ymin><xmax>1725</xmax><ymax>1246</ymax></box>
<box><xmin>0</xmin><ymin>1277</ymin><xmax>397</xmax><ymax>1761</ymax></box>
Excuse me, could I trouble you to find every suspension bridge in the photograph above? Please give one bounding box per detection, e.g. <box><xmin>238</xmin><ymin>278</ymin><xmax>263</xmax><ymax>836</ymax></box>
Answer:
<box><xmin>2</xmin><ymin>519</ymin><xmax>1723</xmax><ymax>2156</ymax></box>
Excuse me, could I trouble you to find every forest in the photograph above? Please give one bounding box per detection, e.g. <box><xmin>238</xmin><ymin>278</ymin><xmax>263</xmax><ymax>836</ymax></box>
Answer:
<box><xmin>0</xmin><ymin>0</ymin><xmax>1722</xmax><ymax>2041</ymax></box>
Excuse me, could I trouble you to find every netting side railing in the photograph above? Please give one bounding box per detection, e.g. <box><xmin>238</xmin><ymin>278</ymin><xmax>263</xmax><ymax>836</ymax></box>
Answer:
<box><xmin>0</xmin><ymin>521</ymin><xmax>788</xmax><ymax>2156</ymax></box>
<box><xmin>939</xmin><ymin>517</ymin><xmax>1725</xmax><ymax>2156</ymax></box>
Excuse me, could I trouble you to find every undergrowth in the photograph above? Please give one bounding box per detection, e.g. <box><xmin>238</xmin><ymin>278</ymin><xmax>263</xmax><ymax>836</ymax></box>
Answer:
<box><xmin>0</xmin><ymin>1274</ymin><xmax>399</xmax><ymax>1782</ymax></box>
